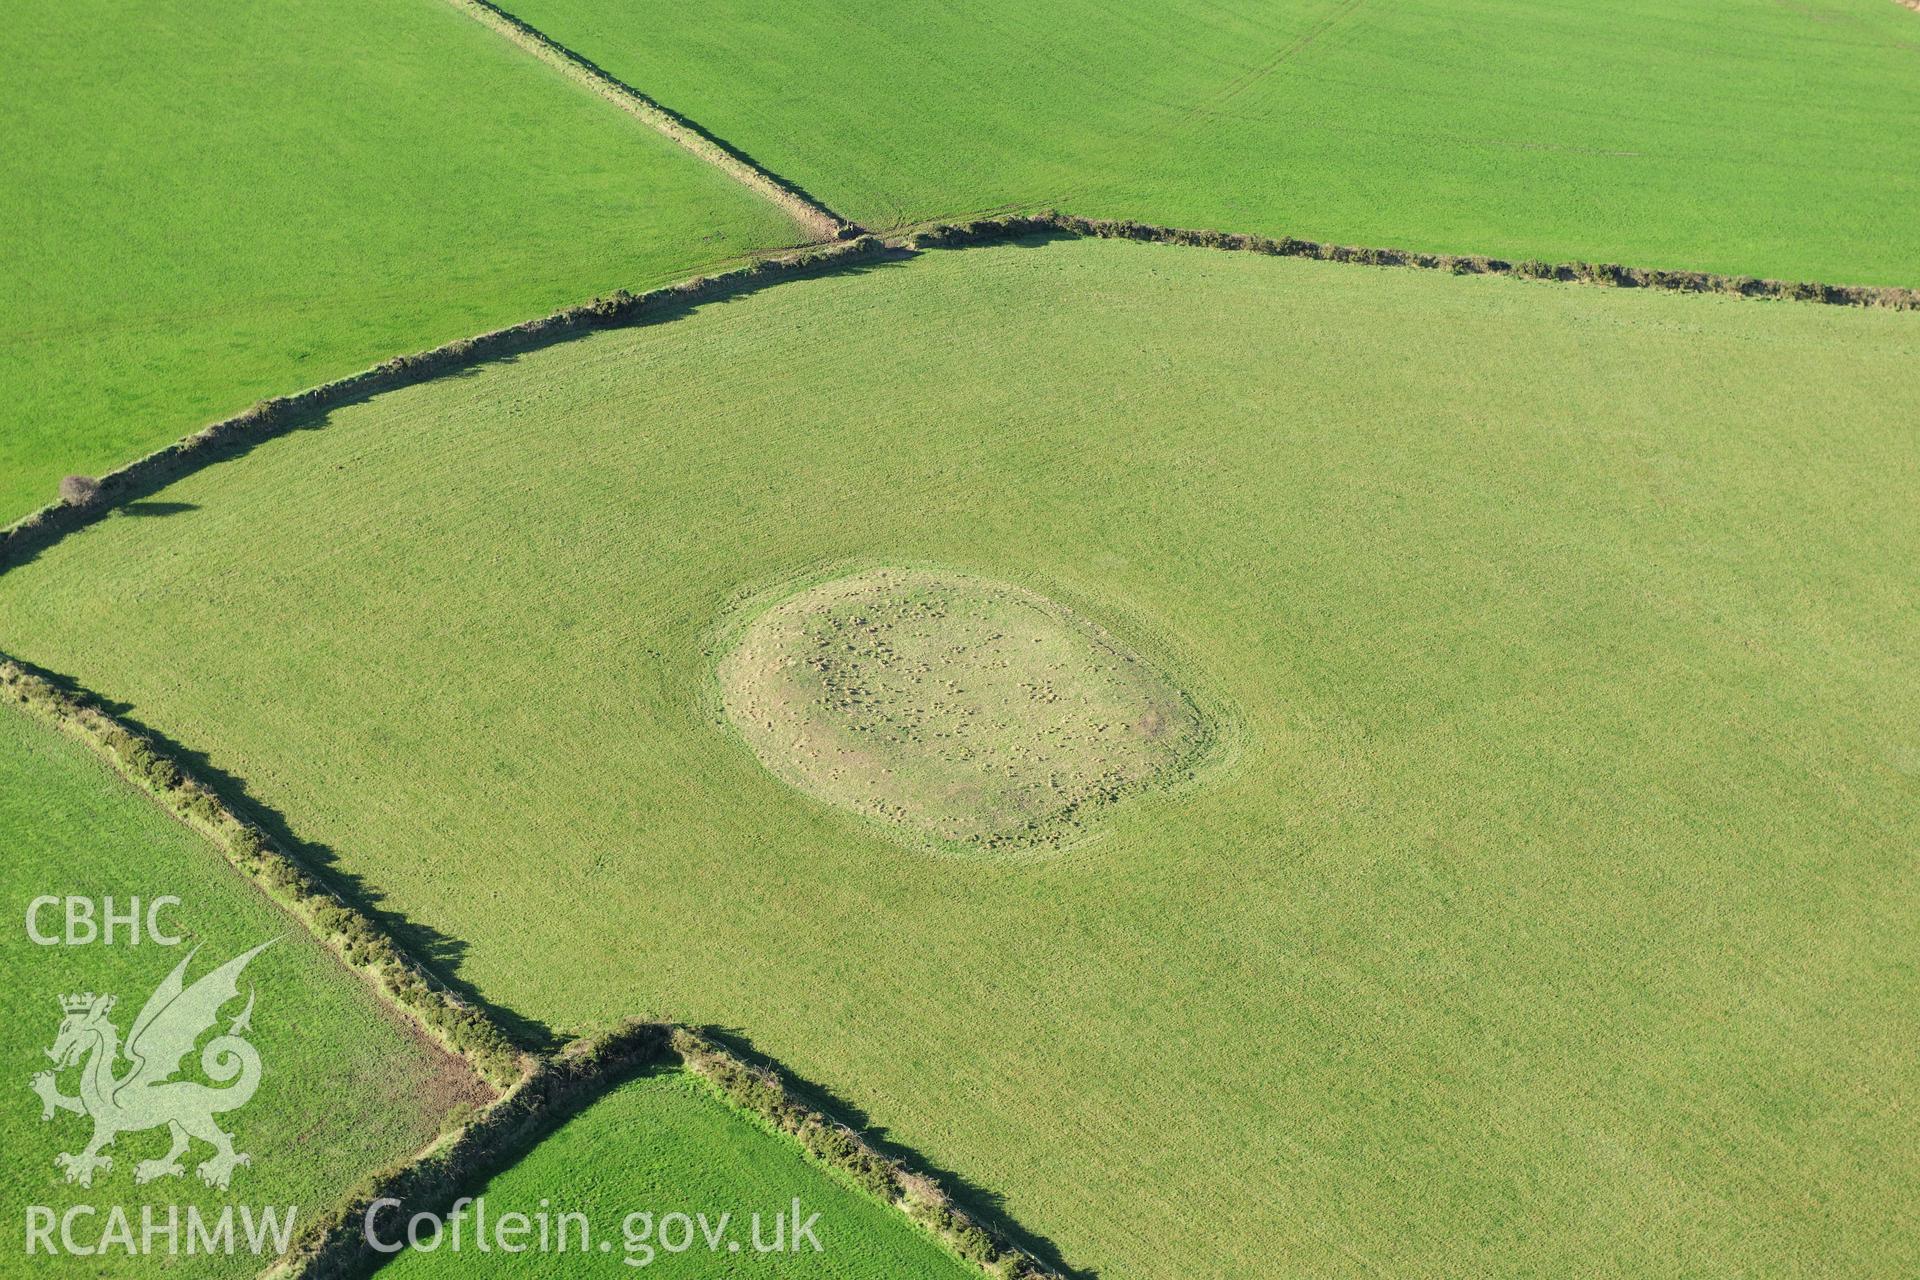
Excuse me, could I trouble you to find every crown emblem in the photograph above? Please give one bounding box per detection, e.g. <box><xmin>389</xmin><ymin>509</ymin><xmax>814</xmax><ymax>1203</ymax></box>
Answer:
<box><xmin>59</xmin><ymin>993</ymin><xmax>103</xmax><ymax>1013</ymax></box>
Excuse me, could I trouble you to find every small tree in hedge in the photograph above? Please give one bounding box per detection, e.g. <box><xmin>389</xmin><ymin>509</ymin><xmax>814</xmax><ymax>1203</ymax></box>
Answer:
<box><xmin>59</xmin><ymin>475</ymin><xmax>102</xmax><ymax>507</ymax></box>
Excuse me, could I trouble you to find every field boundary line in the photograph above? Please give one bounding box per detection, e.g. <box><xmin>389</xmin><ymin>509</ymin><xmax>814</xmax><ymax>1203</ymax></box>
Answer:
<box><xmin>665</xmin><ymin>1026</ymin><xmax>1068</xmax><ymax>1278</ymax></box>
<box><xmin>438</xmin><ymin>0</ymin><xmax>852</xmax><ymax>241</ymax></box>
<box><xmin>0</xmin><ymin>237</ymin><xmax>890</xmax><ymax>574</ymax></box>
<box><xmin>9</xmin><ymin>212</ymin><xmax>1915</xmax><ymax>578</ymax></box>
<box><xmin>904</xmin><ymin>210</ymin><xmax>1920</xmax><ymax>308</ymax></box>
<box><xmin>267</xmin><ymin>1020</ymin><xmax>675</xmax><ymax>1280</ymax></box>
<box><xmin>12</xmin><ymin>210</ymin><xmax>1897</xmax><ymax>1280</ymax></box>
<box><xmin>0</xmin><ymin>657</ymin><xmax>527</xmax><ymax>1089</ymax></box>
<box><xmin>272</xmin><ymin>1021</ymin><xmax>1065</xmax><ymax>1279</ymax></box>
<box><xmin>0</xmin><ymin>659</ymin><xmax>1065</xmax><ymax>1280</ymax></box>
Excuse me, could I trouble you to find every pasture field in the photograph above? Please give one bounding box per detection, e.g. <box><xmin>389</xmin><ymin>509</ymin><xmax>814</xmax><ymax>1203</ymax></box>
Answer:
<box><xmin>0</xmin><ymin>0</ymin><xmax>801</xmax><ymax>527</ymax></box>
<box><xmin>1</xmin><ymin>238</ymin><xmax>1917</xmax><ymax>1278</ymax></box>
<box><xmin>0</xmin><ymin>701</ymin><xmax>479</xmax><ymax>1275</ymax></box>
<box><xmin>384</xmin><ymin>1071</ymin><xmax>977</xmax><ymax>1278</ymax></box>
<box><xmin>497</xmin><ymin>0</ymin><xmax>1920</xmax><ymax>285</ymax></box>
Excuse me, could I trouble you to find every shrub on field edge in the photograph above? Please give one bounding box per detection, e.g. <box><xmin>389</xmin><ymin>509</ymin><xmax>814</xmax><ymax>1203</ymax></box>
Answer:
<box><xmin>58</xmin><ymin>475</ymin><xmax>101</xmax><ymax>507</ymax></box>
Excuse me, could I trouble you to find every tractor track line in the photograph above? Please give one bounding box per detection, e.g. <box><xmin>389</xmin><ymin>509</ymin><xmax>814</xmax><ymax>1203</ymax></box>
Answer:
<box><xmin>1185</xmin><ymin>0</ymin><xmax>1370</xmax><ymax>123</ymax></box>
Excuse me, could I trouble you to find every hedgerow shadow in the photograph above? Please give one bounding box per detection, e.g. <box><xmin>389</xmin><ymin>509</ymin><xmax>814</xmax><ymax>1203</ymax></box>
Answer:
<box><xmin>484</xmin><ymin>3</ymin><xmax>851</xmax><ymax>236</ymax></box>
<box><xmin>697</xmin><ymin>1024</ymin><xmax>1096</xmax><ymax>1280</ymax></box>
<box><xmin>117</xmin><ymin>501</ymin><xmax>199</xmax><ymax>518</ymax></box>
<box><xmin>14</xmin><ymin>659</ymin><xmax>561</xmax><ymax>1054</ymax></box>
<box><xmin>0</xmin><ymin>242</ymin><xmax>908</xmax><ymax>579</ymax></box>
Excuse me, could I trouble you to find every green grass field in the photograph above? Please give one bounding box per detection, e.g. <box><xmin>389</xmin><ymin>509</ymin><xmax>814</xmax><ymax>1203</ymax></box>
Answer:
<box><xmin>0</xmin><ymin>0</ymin><xmax>802</xmax><ymax>527</ymax></box>
<box><xmin>2</xmin><ymin>239</ymin><xmax>1916</xmax><ymax>1278</ymax></box>
<box><xmin>384</xmin><ymin>1071</ymin><xmax>976</xmax><ymax>1277</ymax></box>
<box><xmin>0</xmin><ymin>702</ymin><xmax>478</xmax><ymax>1275</ymax></box>
<box><xmin>497</xmin><ymin>0</ymin><xmax>1920</xmax><ymax>285</ymax></box>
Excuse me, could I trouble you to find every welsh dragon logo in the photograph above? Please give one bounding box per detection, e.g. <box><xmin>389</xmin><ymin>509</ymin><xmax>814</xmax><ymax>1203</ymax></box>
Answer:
<box><xmin>29</xmin><ymin>940</ymin><xmax>273</xmax><ymax>1190</ymax></box>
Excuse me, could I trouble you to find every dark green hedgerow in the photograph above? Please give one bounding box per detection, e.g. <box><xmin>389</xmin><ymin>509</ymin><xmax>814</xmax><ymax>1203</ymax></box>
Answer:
<box><xmin>0</xmin><ymin>655</ymin><xmax>1060</xmax><ymax>1279</ymax></box>
<box><xmin>0</xmin><ymin>658</ymin><xmax>525</xmax><ymax>1086</ymax></box>
<box><xmin>287</xmin><ymin>1025</ymin><xmax>1060</xmax><ymax>1279</ymax></box>
<box><xmin>671</xmin><ymin>1028</ymin><xmax>1057</xmax><ymax>1279</ymax></box>
<box><xmin>905</xmin><ymin>211</ymin><xmax>1920</xmax><ymax>309</ymax></box>
<box><xmin>10</xmin><ymin>212</ymin><xmax>1907</xmax><ymax>576</ymax></box>
<box><xmin>277</xmin><ymin>1021</ymin><xmax>671</xmax><ymax>1280</ymax></box>
<box><xmin>0</xmin><ymin>236</ymin><xmax>888</xmax><ymax>572</ymax></box>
